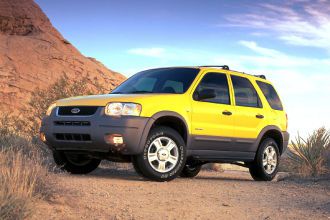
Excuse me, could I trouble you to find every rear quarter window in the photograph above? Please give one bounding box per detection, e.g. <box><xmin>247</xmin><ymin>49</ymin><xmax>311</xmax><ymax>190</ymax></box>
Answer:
<box><xmin>257</xmin><ymin>81</ymin><xmax>283</xmax><ymax>110</ymax></box>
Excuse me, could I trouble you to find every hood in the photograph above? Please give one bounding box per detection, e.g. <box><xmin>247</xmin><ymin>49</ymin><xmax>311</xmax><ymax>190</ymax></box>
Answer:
<box><xmin>55</xmin><ymin>93</ymin><xmax>178</xmax><ymax>106</ymax></box>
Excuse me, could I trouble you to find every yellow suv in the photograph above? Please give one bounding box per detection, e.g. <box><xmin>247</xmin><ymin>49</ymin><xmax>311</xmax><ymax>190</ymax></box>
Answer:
<box><xmin>40</xmin><ymin>66</ymin><xmax>289</xmax><ymax>181</ymax></box>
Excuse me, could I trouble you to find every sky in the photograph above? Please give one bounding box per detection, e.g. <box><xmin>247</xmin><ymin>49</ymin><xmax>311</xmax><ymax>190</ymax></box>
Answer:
<box><xmin>35</xmin><ymin>0</ymin><xmax>330</xmax><ymax>137</ymax></box>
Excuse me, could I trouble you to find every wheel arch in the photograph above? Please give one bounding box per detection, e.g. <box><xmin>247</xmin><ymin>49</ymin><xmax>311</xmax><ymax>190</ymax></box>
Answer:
<box><xmin>255</xmin><ymin>126</ymin><xmax>284</xmax><ymax>155</ymax></box>
<box><xmin>137</xmin><ymin>111</ymin><xmax>190</xmax><ymax>154</ymax></box>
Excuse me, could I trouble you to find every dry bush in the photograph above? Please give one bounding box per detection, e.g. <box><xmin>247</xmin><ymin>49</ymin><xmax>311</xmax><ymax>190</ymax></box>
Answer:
<box><xmin>0</xmin><ymin>74</ymin><xmax>109</xmax><ymax>219</ymax></box>
<box><xmin>0</xmin><ymin>134</ymin><xmax>58</xmax><ymax>220</ymax></box>
<box><xmin>19</xmin><ymin>74</ymin><xmax>107</xmax><ymax>137</ymax></box>
<box><xmin>0</xmin><ymin>115</ymin><xmax>52</xmax><ymax>165</ymax></box>
<box><xmin>0</xmin><ymin>74</ymin><xmax>108</xmax><ymax>219</ymax></box>
<box><xmin>287</xmin><ymin>127</ymin><xmax>330</xmax><ymax>177</ymax></box>
<box><xmin>0</xmin><ymin>114</ymin><xmax>57</xmax><ymax>219</ymax></box>
<box><xmin>0</xmin><ymin>150</ymin><xmax>56</xmax><ymax>220</ymax></box>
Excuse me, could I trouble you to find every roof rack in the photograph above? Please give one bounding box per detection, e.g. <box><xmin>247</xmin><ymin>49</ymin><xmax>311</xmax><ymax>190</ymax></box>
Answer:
<box><xmin>199</xmin><ymin>65</ymin><xmax>229</xmax><ymax>70</ymax></box>
<box><xmin>199</xmin><ymin>65</ymin><xmax>266</xmax><ymax>79</ymax></box>
<box><xmin>254</xmin><ymin>75</ymin><xmax>266</xmax><ymax>79</ymax></box>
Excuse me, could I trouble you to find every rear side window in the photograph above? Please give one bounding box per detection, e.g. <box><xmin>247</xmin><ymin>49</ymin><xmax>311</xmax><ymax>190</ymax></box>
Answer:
<box><xmin>257</xmin><ymin>81</ymin><xmax>283</xmax><ymax>110</ymax></box>
<box><xmin>231</xmin><ymin>75</ymin><xmax>262</xmax><ymax>108</ymax></box>
<box><xmin>194</xmin><ymin>72</ymin><xmax>230</xmax><ymax>104</ymax></box>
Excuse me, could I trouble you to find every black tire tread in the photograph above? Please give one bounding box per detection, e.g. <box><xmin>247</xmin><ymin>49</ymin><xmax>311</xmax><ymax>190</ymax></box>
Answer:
<box><xmin>180</xmin><ymin>164</ymin><xmax>202</xmax><ymax>178</ymax></box>
<box><xmin>53</xmin><ymin>151</ymin><xmax>101</xmax><ymax>174</ymax></box>
<box><xmin>135</xmin><ymin>126</ymin><xmax>187</xmax><ymax>182</ymax></box>
<box><xmin>132</xmin><ymin>156</ymin><xmax>144</xmax><ymax>176</ymax></box>
<box><xmin>249</xmin><ymin>138</ymin><xmax>279</xmax><ymax>181</ymax></box>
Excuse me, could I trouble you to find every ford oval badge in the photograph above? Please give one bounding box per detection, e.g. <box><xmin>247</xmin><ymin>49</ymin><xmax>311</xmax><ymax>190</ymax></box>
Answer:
<box><xmin>71</xmin><ymin>108</ymin><xmax>80</xmax><ymax>114</ymax></box>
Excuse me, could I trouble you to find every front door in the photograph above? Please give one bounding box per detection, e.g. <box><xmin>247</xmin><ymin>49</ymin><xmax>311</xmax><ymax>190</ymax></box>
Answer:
<box><xmin>191</xmin><ymin>72</ymin><xmax>235</xmax><ymax>151</ymax></box>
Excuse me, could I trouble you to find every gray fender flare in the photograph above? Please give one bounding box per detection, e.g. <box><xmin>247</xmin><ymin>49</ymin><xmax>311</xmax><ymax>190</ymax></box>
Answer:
<box><xmin>137</xmin><ymin>111</ymin><xmax>190</xmax><ymax>154</ymax></box>
<box><xmin>253</xmin><ymin>125</ymin><xmax>284</xmax><ymax>154</ymax></box>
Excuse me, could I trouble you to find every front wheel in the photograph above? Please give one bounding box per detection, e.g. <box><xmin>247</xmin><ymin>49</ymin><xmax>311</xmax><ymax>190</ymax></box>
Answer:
<box><xmin>249</xmin><ymin>138</ymin><xmax>280</xmax><ymax>181</ymax></box>
<box><xmin>53</xmin><ymin>151</ymin><xmax>101</xmax><ymax>174</ymax></box>
<box><xmin>133</xmin><ymin>126</ymin><xmax>187</xmax><ymax>182</ymax></box>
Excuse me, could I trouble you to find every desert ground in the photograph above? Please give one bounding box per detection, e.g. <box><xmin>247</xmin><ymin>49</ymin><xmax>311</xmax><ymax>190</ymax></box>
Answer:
<box><xmin>33</xmin><ymin>165</ymin><xmax>330</xmax><ymax>220</ymax></box>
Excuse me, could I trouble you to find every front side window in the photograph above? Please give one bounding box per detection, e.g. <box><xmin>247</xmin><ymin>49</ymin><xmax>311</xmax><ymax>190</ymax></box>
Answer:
<box><xmin>111</xmin><ymin>68</ymin><xmax>199</xmax><ymax>94</ymax></box>
<box><xmin>193</xmin><ymin>72</ymin><xmax>230</xmax><ymax>104</ymax></box>
<box><xmin>257</xmin><ymin>81</ymin><xmax>283</xmax><ymax>110</ymax></box>
<box><xmin>231</xmin><ymin>75</ymin><xmax>262</xmax><ymax>108</ymax></box>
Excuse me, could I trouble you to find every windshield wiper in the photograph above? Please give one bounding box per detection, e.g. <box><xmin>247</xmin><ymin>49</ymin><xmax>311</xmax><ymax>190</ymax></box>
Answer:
<box><xmin>130</xmin><ymin>91</ymin><xmax>153</xmax><ymax>94</ymax></box>
<box><xmin>111</xmin><ymin>91</ymin><xmax>154</xmax><ymax>94</ymax></box>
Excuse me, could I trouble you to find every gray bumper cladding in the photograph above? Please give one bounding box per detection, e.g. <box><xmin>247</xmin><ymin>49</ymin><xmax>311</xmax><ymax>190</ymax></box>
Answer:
<box><xmin>40</xmin><ymin>107</ymin><xmax>150</xmax><ymax>154</ymax></box>
<box><xmin>282</xmin><ymin>131</ymin><xmax>290</xmax><ymax>154</ymax></box>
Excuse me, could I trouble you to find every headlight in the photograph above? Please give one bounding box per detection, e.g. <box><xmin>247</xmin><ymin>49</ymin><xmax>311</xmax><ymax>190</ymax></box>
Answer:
<box><xmin>46</xmin><ymin>102</ymin><xmax>57</xmax><ymax>116</ymax></box>
<box><xmin>105</xmin><ymin>103</ymin><xmax>142</xmax><ymax>116</ymax></box>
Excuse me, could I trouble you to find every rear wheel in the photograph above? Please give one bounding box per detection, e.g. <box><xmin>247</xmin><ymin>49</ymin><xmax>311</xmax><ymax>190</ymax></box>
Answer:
<box><xmin>249</xmin><ymin>138</ymin><xmax>280</xmax><ymax>181</ymax></box>
<box><xmin>133</xmin><ymin>126</ymin><xmax>186</xmax><ymax>182</ymax></box>
<box><xmin>53</xmin><ymin>151</ymin><xmax>101</xmax><ymax>174</ymax></box>
<box><xmin>180</xmin><ymin>163</ymin><xmax>202</xmax><ymax>178</ymax></box>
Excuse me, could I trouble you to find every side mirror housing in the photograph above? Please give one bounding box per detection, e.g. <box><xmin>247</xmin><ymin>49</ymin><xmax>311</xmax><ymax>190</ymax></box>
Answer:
<box><xmin>194</xmin><ymin>89</ymin><xmax>216</xmax><ymax>101</ymax></box>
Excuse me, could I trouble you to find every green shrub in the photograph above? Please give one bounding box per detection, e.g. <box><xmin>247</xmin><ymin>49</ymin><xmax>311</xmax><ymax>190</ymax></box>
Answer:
<box><xmin>287</xmin><ymin>127</ymin><xmax>330</xmax><ymax>177</ymax></box>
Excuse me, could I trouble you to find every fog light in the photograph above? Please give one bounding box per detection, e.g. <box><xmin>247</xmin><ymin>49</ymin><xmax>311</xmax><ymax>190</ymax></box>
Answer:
<box><xmin>113</xmin><ymin>136</ymin><xmax>123</xmax><ymax>144</ymax></box>
<box><xmin>40</xmin><ymin>132</ymin><xmax>46</xmax><ymax>142</ymax></box>
<box><xmin>104</xmin><ymin>134</ymin><xmax>124</xmax><ymax>145</ymax></box>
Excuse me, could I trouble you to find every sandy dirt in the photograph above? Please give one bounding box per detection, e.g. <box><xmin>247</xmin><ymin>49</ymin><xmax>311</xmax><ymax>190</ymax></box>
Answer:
<box><xmin>33</xmin><ymin>166</ymin><xmax>330</xmax><ymax>220</ymax></box>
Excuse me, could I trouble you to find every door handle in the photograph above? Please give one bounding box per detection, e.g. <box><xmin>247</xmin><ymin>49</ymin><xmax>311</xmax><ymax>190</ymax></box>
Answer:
<box><xmin>222</xmin><ymin>110</ymin><xmax>232</xmax><ymax>116</ymax></box>
<box><xmin>256</xmin><ymin>114</ymin><xmax>264</xmax><ymax>119</ymax></box>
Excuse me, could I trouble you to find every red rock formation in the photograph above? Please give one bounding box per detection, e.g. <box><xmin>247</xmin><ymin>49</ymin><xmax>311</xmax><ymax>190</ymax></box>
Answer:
<box><xmin>0</xmin><ymin>0</ymin><xmax>125</xmax><ymax>111</ymax></box>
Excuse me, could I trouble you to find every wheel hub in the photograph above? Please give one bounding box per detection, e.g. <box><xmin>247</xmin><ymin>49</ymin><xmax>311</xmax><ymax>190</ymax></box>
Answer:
<box><xmin>157</xmin><ymin>148</ymin><xmax>169</xmax><ymax>161</ymax></box>
<box><xmin>147</xmin><ymin>136</ymin><xmax>179</xmax><ymax>173</ymax></box>
<box><xmin>267</xmin><ymin>156</ymin><xmax>273</xmax><ymax>164</ymax></box>
<box><xmin>263</xmin><ymin>145</ymin><xmax>278</xmax><ymax>174</ymax></box>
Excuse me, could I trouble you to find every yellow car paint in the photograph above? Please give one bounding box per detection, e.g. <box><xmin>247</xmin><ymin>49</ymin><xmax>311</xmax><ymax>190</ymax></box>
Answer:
<box><xmin>55</xmin><ymin>67</ymin><xmax>287</xmax><ymax>140</ymax></box>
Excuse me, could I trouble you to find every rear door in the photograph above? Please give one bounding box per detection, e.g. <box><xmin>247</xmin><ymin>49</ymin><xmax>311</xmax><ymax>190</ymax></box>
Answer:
<box><xmin>190</xmin><ymin>71</ymin><xmax>235</xmax><ymax>151</ymax></box>
<box><xmin>230</xmin><ymin>75</ymin><xmax>267</xmax><ymax>150</ymax></box>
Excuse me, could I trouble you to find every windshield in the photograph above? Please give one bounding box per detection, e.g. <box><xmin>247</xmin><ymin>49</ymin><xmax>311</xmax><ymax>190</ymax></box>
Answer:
<box><xmin>111</xmin><ymin>68</ymin><xmax>200</xmax><ymax>94</ymax></box>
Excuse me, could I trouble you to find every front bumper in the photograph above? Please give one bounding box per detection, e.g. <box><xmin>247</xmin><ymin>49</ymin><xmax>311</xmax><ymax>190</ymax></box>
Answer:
<box><xmin>40</xmin><ymin>107</ymin><xmax>151</xmax><ymax>155</ymax></box>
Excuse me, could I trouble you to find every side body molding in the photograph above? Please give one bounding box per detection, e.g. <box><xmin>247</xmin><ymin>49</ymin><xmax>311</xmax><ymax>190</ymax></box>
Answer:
<box><xmin>136</xmin><ymin>115</ymin><xmax>287</xmax><ymax>159</ymax></box>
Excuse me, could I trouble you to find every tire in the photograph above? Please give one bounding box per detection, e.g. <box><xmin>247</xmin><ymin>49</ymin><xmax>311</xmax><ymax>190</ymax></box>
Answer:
<box><xmin>180</xmin><ymin>163</ymin><xmax>202</xmax><ymax>178</ymax></box>
<box><xmin>249</xmin><ymin>138</ymin><xmax>280</xmax><ymax>181</ymax></box>
<box><xmin>53</xmin><ymin>150</ymin><xmax>101</xmax><ymax>174</ymax></box>
<box><xmin>134</xmin><ymin>126</ymin><xmax>187</xmax><ymax>182</ymax></box>
<box><xmin>132</xmin><ymin>156</ymin><xmax>143</xmax><ymax>176</ymax></box>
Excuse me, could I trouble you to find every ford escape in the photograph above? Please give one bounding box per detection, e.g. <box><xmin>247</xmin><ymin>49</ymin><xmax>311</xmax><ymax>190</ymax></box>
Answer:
<box><xmin>40</xmin><ymin>65</ymin><xmax>289</xmax><ymax>181</ymax></box>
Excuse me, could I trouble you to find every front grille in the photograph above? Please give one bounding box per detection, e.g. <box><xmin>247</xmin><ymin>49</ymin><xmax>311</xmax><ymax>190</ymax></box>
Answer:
<box><xmin>54</xmin><ymin>121</ymin><xmax>91</xmax><ymax>126</ymax></box>
<box><xmin>54</xmin><ymin>133</ymin><xmax>91</xmax><ymax>141</ymax></box>
<box><xmin>57</xmin><ymin>106</ymin><xmax>98</xmax><ymax>116</ymax></box>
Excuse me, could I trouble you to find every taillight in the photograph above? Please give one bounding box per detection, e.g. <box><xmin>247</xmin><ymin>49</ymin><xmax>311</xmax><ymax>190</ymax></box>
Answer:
<box><xmin>286</xmin><ymin>113</ymin><xmax>288</xmax><ymax>130</ymax></box>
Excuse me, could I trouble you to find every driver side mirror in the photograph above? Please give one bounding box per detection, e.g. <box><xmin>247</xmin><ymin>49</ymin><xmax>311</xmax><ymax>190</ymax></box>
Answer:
<box><xmin>194</xmin><ymin>88</ymin><xmax>216</xmax><ymax>101</ymax></box>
